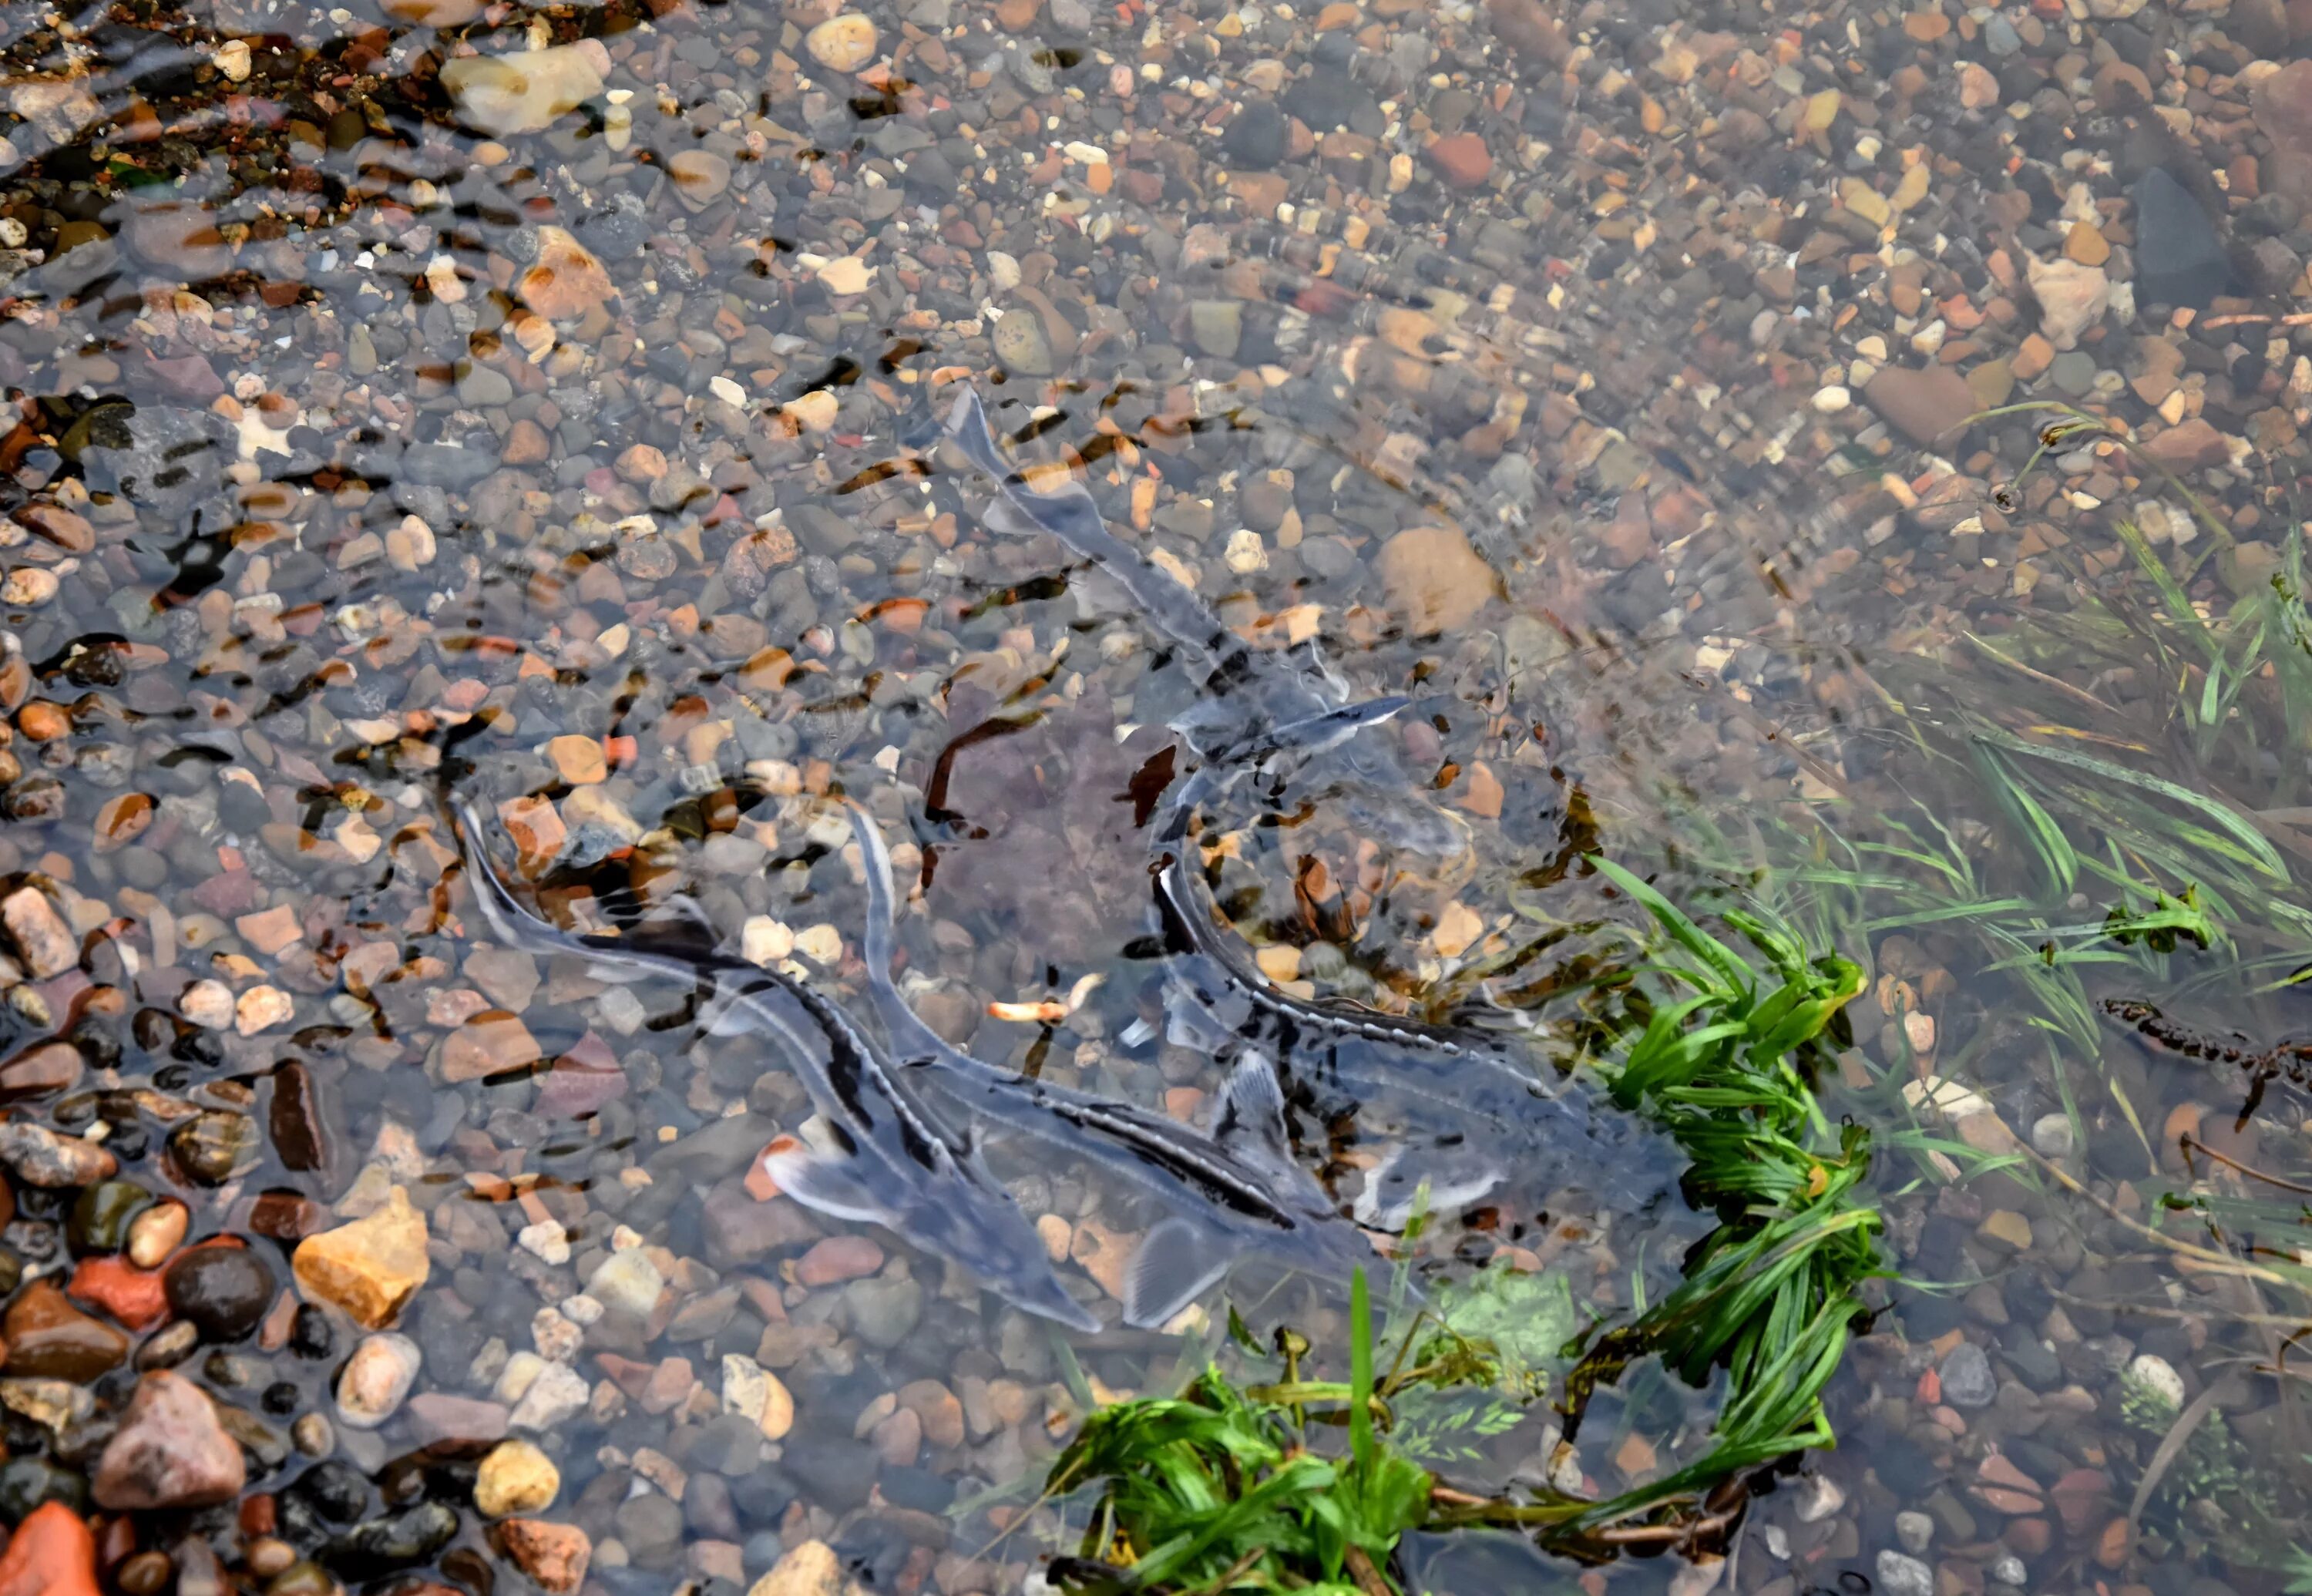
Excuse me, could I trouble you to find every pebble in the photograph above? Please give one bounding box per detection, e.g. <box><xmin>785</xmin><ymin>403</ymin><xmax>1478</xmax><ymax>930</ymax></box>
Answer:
<box><xmin>990</xmin><ymin>310</ymin><xmax>1054</xmax><ymax>376</ymax></box>
<box><xmin>1425</xmin><ymin>133</ymin><xmax>1493</xmax><ymax>187</ymax></box>
<box><xmin>0</xmin><ymin>569</ymin><xmax>55</xmax><ymax>606</ymax></box>
<box><xmin>91</xmin><ymin>1371</ymin><xmax>245</xmax><ymax>1509</ymax></box>
<box><xmin>721</xmin><ymin>1353</ymin><xmax>795</xmax><ymax>1440</ymax></box>
<box><xmin>749</xmin><ymin>1538</ymin><xmax>842</xmax><ymax>1596</ymax></box>
<box><xmin>1793</xmin><ymin>1473</ymin><xmax>1845</xmax><ymax>1523</ymax></box>
<box><xmin>519</xmin><ymin>228</ymin><xmax>614</xmax><ymax>321</ymax></box>
<box><xmin>475</xmin><ymin>1438</ymin><xmax>560</xmax><ymax>1517</ymax></box>
<box><xmin>170</xmin><ymin>1110</ymin><xmax>259</xmax><ymax>1185</ymax></box>
<box><xmin>2143</xmin><ymin>418</ymin><xmax>2232</xmax><ymax>472</ymax></box>
<box><xmin>125</xmin><ymin>1201</ymin><xmax>188</xmax><ymax>1270</ymax></box>
<box><xmin>668</xmin><ymin>150</ymin><xmax>732</xmax><ymax>208</ymax></box>
<box><xmin>498</xmin><ymin>1520</ymin><xmax>591</xmax><ymax>1592</ymax></box>
<box><xmin>1939</xmin><ymin>1341</ymin><xmax>1997</xmax><ymax>1408</ymax></box>
<box><xmin>804</xmin><ymin>13</ymin><xmax>879</xmax><ymax>72</ymax></box>
<box><xmin>2127</xmin><ymin>1352</ymin><xmax>2186</xmax><ymax>1410</ymax></box>
<box><xmin>2025</xmin><ymin>256</ymin><xmax>2109</xmax><ymax>350</ymax></box>
<box><xmin>323</xmin><ymin>1503</ymin><xmax>458</xmax><ymax>1577</ymax></box>
<box><xmin>179</xmin><ymin>979</ymin><xmax>234</xmax><ymax>1029</ymax></box>
<box><xmin>845</xmin><ymin>1275</ymin><xmax>925</xmax><ymax>1349</ymax></box>
<box><xmin>0</xmin><ymin>1501</ymin><xmax>97</xmax><ymax>1596</ymax></box>
<box><xmin>0</xmin><ymin>886</ymin><xmax>76</xmax><ymax>978</ymax></box>
<box><xmin>1895</xmin><ymin>1510</ymin><xmax>1934</xmax><ymax>1554</ymax></box>
<box><xmin>439</xmin><ymin>42</ymin><xmax>607</xmax><ymax>136</ymax></box>
<box><xmin>795</xmin><ymin>1235</ymin><xmax>883</xmax><ymax>1287</ymax></box>
<box><xmin>162</xmin><ymin>1244</ymin><xmax>275</xmax><ymax>1341</ymax></box>
<box><xmin>816</xmin><ymin>255</ymin><xmax>873</xmax><ymax>296</ymax></box>
<box><xmin>4</xmin><ymin>1283</ymin><xmax>126</xmax><ymax>1381</ymax></box>
<box><xmin>291</xmin><ymin>1186</ymin><xmax>430</xmax><ymax>1329</ymax></box>
<box><xmin>586</xmin><ymin>1248</ymin><xmax>665</xmax><ymax>1318</ymax></box>
<box><xmin>1376</xmin><ymin>525</ymin><xmax>1495</xmax><ymax>634</ymax></box>
<box><xmin>1876</xmin><ymin>1551</ymin><xmax>1934</xmax><ymax>1596</ymax></box>
<box><xmin>1862</xmin><ymin>366</ymin><xmax>1978</xmax><ymax>447</ymax></box>
<box><xmin>336</xmin><ymin>1333</ymin><xmax>422</xmax><ymax>1428</ymax></box>
<box><xmin>509</xmin><ymin>1360</ymin><xmax>590</xmax><ymax>1431</ymax></box>
<box><xmin>0</xmin><ymin>1124</ymin><xmax>114</xmax><ymax>1188</ymax></box>
<box><xmin>2134</xmin><ymin>168</ymin><xmax>2230</xmax><ymax>309</ymax></box>
<box><xmin>2029</xmin><ymin>1113</ymin><xmax>2075</xmax><ymax>1158</ymax></box>
<box><xmin>1812</xmin><ymin>385</ymin><xmax>1851</xmax><ymax>414</ymax></box>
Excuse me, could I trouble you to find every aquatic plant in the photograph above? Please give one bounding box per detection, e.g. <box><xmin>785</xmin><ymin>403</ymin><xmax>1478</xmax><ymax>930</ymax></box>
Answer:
<box><xmin>1043</xmin><ymin>863</ymin><xmax>1875</xmax><ymax>1587</ymax></box>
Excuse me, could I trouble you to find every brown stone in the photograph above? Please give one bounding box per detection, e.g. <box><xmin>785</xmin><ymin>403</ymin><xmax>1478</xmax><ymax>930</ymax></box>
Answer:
<box><xmin>92</xmin><ymin>1371</ymin><xmax>245</xmax><ymax>1509</ymax></box>
<box><xmin>439</xmin><ymin>1010</ymin><xmax>543</xmax><ymax>1084</ymax></box>
<box><xmin>496</xmin><ymin>1520</ymin><xmax>590</xmax><ymax>1593</ymax></box>
<box><xmin>2063</xmin><ymin>221</ymin><xmax>2111</xmax><ymax>267</ymax></box>
<box><xmin>3</xmin><ymin>1282</ymin><xmax>127</xmax><ymax>1381</ymax></box>
<box><xmin>1376</xmin><ymin>525</ymin><xmax>1496</xmax><ymax>634</ymax></box>
<box><xmin>1863</xmin><ymin>365</ymin><xmax>1978</xmax><ymax>446</ymax></box>
<box><xmin>519</xmin><ymin>228</ymin><xmax>614</xmax><ymax>321</ymax></box>
<box><xmin>2142</xmin><ymin>418</ymin><xmax>2230</xmax><ymax>472</ymax></box>
<box><xmin>0</xmin><ymin>1042</ymin><xmax>80</xmax><ymax>1103</ymax></box>
<box><xmin>1</xmin><ymin>886</ymin><xmax>76</xmax><ymax>979</ymax></box>
<box><xmin>2092</xmin><ymin>59</ymin><xmax>2151</xmax><ymax>113</ymax></box>
<box><xmin>1424</xmin><ymin>133</ymin><xmax>1492</xmax><ymax>188</ymax></box>
<box><xmin>2255</xmin><ymin>59</ymin><xmax>2312</xmax><ymax>156</ymax></box>
<box><xmin>795</xmin><ymin>1235</ymin><xmax>884</xmax><ymax>1287</ymax></box>
<box><xmin>502</xmin><ymin>419</ymin><xmax>550</xmax><ymax>465</ymax></box>
<box><xmin>1485</xmin><ymin>0</ymin><xmax>1568</xmax><ymax>60</ymax></box>
<box><xmin>66</xmin><ymin>1256</ymin><xmax>167</xmax><ymax>1331</ymax></box>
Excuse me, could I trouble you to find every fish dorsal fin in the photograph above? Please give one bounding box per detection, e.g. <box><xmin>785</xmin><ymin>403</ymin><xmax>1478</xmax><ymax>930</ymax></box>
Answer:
<box><xmin>1208</xmin><ymin>1050</ymin><xmax>1296</xmax><ymax>1178</ymax></box>
<box><xmin>1123</xmin><ymin>1215</ymin><xmax>1232</xmax><ymax>1329</ymax></box>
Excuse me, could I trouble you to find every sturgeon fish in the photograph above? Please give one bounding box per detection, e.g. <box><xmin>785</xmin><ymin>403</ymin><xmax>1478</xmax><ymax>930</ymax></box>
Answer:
<box><xmin>919</xmin><ymin>384</ymin><xmax>1464</xmax><ymax>855</ymax></box>
<box><xmin>840</xmin><ymin>795</ymin><xmax>1386</xmax><ymax>1329</ymax></box>
<box><xmin>1143</xmin><ymin>710</ymin><xmax>1679</xmax><ymax>1228</ymax></box>
<box><xmin>443</xmin><ymin>794</ymin><xmax>1102</xmax><ymax>1334</ymax></box>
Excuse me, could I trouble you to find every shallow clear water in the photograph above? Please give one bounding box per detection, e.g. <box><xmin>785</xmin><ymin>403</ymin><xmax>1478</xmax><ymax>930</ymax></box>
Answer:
<box><xmin>6</xmin><ymin>0</ymin><xmax>2312</xmax><ymax>1589</ymax></box>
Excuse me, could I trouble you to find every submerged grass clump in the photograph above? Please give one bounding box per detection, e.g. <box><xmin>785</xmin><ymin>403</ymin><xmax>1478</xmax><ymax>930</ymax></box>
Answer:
<box><xmin>1043</xmin><ymin>862</ymin><xmax>1877</xmax><ymax>1590</ymax></box>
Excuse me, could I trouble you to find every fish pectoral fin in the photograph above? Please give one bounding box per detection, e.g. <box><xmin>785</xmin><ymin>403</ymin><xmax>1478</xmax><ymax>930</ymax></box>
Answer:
<box><xmin>697</xmin><ymin>983</ymin><xmax>765</xmax><ymax>1038</ymax></box>
<box><xmin>759</xmin><ymin>1138</ymin><xmax>894</xmax><ymax>1226</ymax></box>
<box><xmin>1124</xmin><ymin>1215</ymin><xmax>1232</xmax><ymax>1329</ymax></box>
<box><xmin>1208</xmin><ymin>1050</ymin><xmax>1299</xmax><ymax>1179</ymax></box>
<box><xmin>980</xmin><ymin>496</ymin><xmax>1046</xmax><ymax>539</ymax></box>
<box><xmin>1350</xmin><ymin>1143</ymin><xmax>1507</xmax><ymax>1231</ymax></box>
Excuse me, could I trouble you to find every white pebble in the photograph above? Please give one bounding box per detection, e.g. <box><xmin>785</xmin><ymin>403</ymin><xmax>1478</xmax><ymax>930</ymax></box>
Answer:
<box><xmin>1224</xmin><ymin>527</ymin><xmax>1269</xmax><ymax>573</ymax></box>
<box><xmin>508</xmin><ymin>1360</ymin><xmax>590</xmax><ymax>1431</ymax></box>
<box><xmin>1813</xmin><ymin>385</ymin><xmax>1853</xmax><ymax>414</ymax></box>
<box><xmin>2029</xmin><ymin>1112</ymin><xmax>2075</xmax><ymax>1158</ymax></box>
<box><xmin>2127</xmin><ymin>1352</ymin><xmax>2186</xmax><ymax>1412</ymax></box>
<box><xmin>179</xmin><ymin>979</ymin><xmax>235</xmax><ymax>1030</ymax></box>
<box><xmin>336</xmin><ymin>1333</ymin><xmax>422</xmax><ymax>1430</ymax></box>
<box><xmin>1794</xmin><ymin>1473</ymin><xmax>1845</xmax><ymax>1523</ymax></box>
<box><xmin>517</xmin><ymin>1220</ymin><xmax>570</xmax><ymax>1265</ymax></box>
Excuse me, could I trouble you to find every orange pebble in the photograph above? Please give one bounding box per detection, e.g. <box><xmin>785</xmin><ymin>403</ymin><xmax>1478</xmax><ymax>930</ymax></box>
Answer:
<box><xmin>0</xmin><ymin>1501</ymin><xmax>98</xmax><ymax>1596</ymax></box>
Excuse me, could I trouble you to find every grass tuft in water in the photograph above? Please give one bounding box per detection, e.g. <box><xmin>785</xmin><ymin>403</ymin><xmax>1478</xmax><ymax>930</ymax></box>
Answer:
<box><xmin>1043</xmin><ymin>864</ymin><xmax>1877</xmax><ymax>1587</ymax></box>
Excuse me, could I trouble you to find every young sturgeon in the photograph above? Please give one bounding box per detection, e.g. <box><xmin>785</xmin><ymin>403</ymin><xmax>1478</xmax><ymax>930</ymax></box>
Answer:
<box><xmin>443</xmin><ymin>794</ymin><xmax>1102</xmax><ymax>1334</ymax></box>
<box><xmin>1144</xmin><ymin>713</ymin><xmax>1679</xmax><ymax>1228</ymax></box>
<box><xmin>919</xmin><ymin>384</ymin><xmax>1463</xmax><ymax>855</ymax></box>
<box><xmin>840</xmin><ymin>795</ymin><xmax>1386</xmax><ymax>1329</ymax></box>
